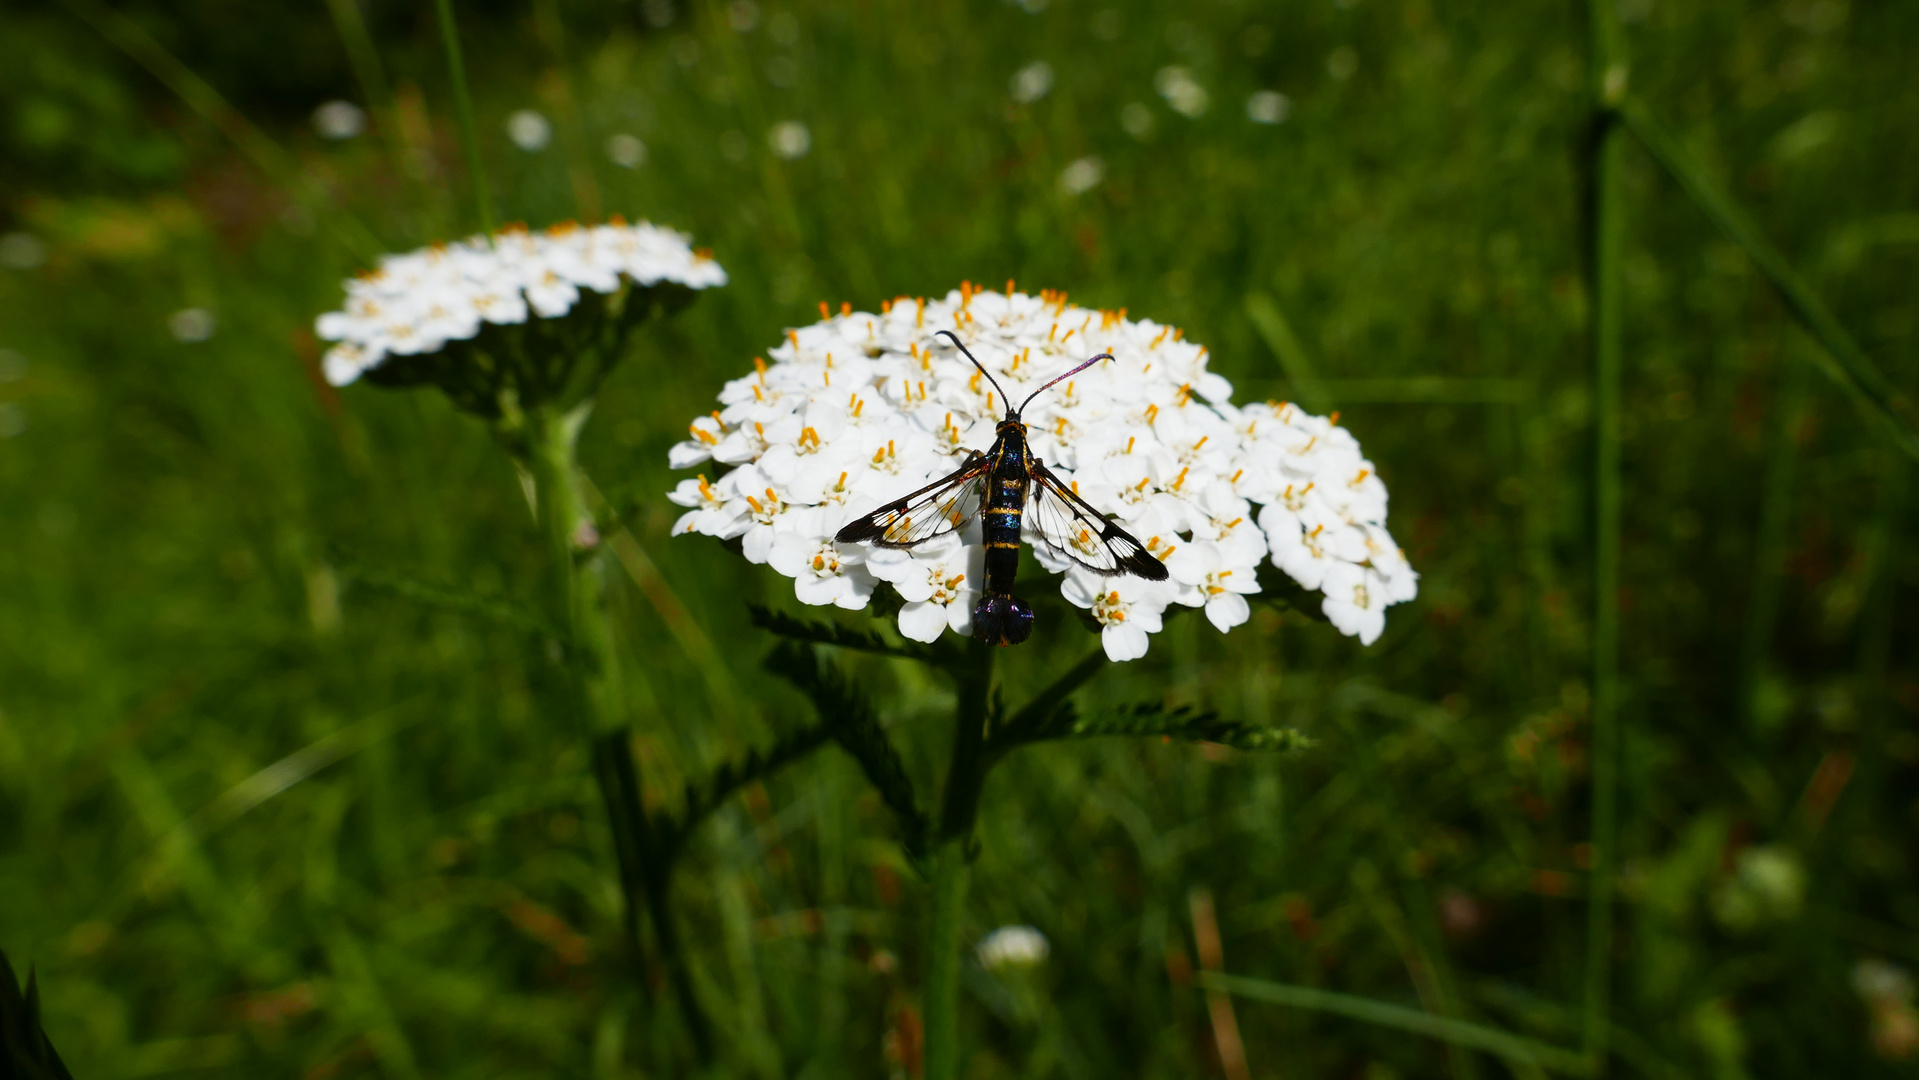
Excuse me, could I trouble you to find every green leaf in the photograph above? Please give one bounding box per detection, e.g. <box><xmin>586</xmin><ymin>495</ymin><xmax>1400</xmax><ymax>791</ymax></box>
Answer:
<box><xmin>748</xmin><ymin>604</ymin><xmax>942</xmax><ymax>663</ymax></box>
<box><xmin>1038</xmin><ymin>701</ymin><xmax>1311</xmax><ymax>752</ymax></box>
<box><xmin>0</xmin><ymin>950</ymin><xmax>75</xmax><ymax>1080</ymax></box>
<box><xmin>762</xmin><ymin>642</ymin><xmax>931</xmax><ymax>859</ymax></box>
<box><xmin>655</xmin><ymin>721</ymin><xmax>837</xmax><ymax>860</ymax></box>
<box><xmin>990</xmin><ymin>648</ymin><xmax>1110</xmax><ymax>750</ymax></box>
<box><xmin>335</xmin><ymin>557</ymin><xmax>555</xmax><ymax>637</ymax></box>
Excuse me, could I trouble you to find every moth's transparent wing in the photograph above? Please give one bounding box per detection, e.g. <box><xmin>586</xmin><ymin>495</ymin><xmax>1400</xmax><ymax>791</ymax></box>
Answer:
<box><xmin>1028</xmin><ymin>462</ymin><xmax>1168</xmax><ymax>580</ymax></box>
<box><xmin>835</xmin><ymin>453</ymin><xmax>987</xmax><ymax>549</ymax></box>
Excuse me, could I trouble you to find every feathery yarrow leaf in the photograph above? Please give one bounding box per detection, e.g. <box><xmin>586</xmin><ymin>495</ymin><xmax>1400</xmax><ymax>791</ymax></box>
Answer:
<box><xmin>746</xmin><ymin>604</ymin><xmax>943</xmax><ymax>663</ymax></box>
<box><xmin>1044</xmin><ymin>701</ymin><xmax>1311</xmax><ymax>752</ymax></box>
<box><xmin>656</xmin><ymin>722</ymin><xmax>837</xmax><ymax>860</ymax></box>
<box><xmin>762</xmin><ymin>643</ymin><xmax>930</xmax><ymax>857</ymax></box>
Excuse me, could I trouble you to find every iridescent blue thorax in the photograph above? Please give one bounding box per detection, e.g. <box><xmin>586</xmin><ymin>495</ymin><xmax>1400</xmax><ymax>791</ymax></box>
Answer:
<box><xmin>976</xmin><ymin>418</ymin><xmax>1035</xmax><ymax>645</ymax></box>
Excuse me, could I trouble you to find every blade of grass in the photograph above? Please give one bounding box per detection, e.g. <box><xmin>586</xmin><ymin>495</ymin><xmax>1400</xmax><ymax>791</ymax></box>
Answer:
<box><xmin>1620</xmin><ymin>99</ymin><xmax>1919</xmax><ymax>463</ymax></box>
<box><xmin>1244</xmin><ymin>291</ymin><xmax>1330</xmax><ymax>413</ymax></box>
<box><xmin>58</xmin><ymin>0</ymin><xmax>382</xmax><ymax>260</ymax></box>
<box><xmin>1188</xmin><ymin>888</ymin><xmax>1251</xmax><ymax>1080</ymax></box>
<box><xmin>581</xmin><ymin>473</ymin><xmax>748</xmax><ymax>721</ymax></box>
<box><xmin>190</xmin><ymin>697</ymin><xmax>427</xmax><ymax>837</ymax></box>
<box><xmin>320</xmin><ymin>923</ymin><xmax>424</xmax><ymax>1080</ymax></box>
<box><xmin>531</xmin><ymin>0</ymin><xmax>604</xmax><ymax>222</ymax></box>
<box><xmin>1302</xmin><ymin>377</ymin><xmax>1530</xmax><ymax>405</ymax></box>
<box><xmin>1200</xmin><ymin>974</ymin><xmax>1594</xmax><ymax>1076</ymax></box>
<box><xmin>431</xmin><ymin>0</ymin><xmax>495</xmax><ymax>235</ymax></box>
<box><xmin>321</xmin><ymin>0</ymin><xmax>411</xmax><ymax>186</ymax></box>
<box><xmin>335</xmin><ymin>559</ymin><xmax>556</xmax><ymax>637</ymax></box>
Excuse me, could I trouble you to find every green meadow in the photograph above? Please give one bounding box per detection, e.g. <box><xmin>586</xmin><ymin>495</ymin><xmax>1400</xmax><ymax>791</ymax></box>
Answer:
<box><xmin>2</xmin><ymin>0</ymin><xmax>1917</xmax><ymax>1075</ymax></box>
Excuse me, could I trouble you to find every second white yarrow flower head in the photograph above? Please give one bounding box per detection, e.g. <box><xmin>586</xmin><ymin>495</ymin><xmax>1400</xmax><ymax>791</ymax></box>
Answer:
<box><xmin>315</xmin><ymin>218</ymin><xmax>726</xmax><ymax>416</ymax></box>
<box><xmin>668</xmin><ymin>284</ymin><xmax>1417</xmax><ymax>659</ymax></box>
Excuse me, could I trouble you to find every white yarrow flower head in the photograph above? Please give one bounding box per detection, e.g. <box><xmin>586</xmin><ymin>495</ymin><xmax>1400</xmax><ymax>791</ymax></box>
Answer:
<box><xmin>314</xmin><ymin>218</ymin><xmax>725</xmax><ymax>416</ymax></box>
<box><xmin>666</xmin><ymin>284</ymin><xmax>1417</xmax><ymax>658</ymax></box>
<box><xmin>976</xmin><ymin>925</ymin><xmax>1049</xmax><ymax>969</ymax></box>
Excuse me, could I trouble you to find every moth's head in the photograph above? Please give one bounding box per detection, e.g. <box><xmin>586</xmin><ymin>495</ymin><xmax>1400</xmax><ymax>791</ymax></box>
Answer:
<box><xmin>997</xmin><ymin>416</ymin><xmax>1027</xmax><ymax>435</ymax></box>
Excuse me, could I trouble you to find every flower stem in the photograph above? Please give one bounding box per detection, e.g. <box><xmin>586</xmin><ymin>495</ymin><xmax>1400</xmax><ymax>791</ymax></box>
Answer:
<box><xmin>527</xmin><ymin>405</ymin><xmax>615</xmax><ymax>735</ymax></box>
<box><xmin>524</xmin><ymin>405</ymin><xmax>709</xmax><ymax>1060</ymax></box>
<box><xmin>431</xmin><ymin>0</ymin><xmax>495</xmax><ymax>236</ymax></box>
<box><xmin>923</xmin><ymin>641</ymin><xmax>996</xmax><ymax>1080</ymax></box>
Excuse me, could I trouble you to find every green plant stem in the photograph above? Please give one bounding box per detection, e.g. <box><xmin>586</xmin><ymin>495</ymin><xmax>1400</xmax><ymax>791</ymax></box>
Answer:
<box><xmin>1584</xmin><ymin>0</ymin><xmax>1625</xmax><ymax>1068</ymax></box>
<box><xmin>525</xmin><ymin>406</ymin><xmax>709</xmax><ymax>1060</ymax></box>
<box><xmin>924</xmin><ymin>642</ymin><xmax>996</xmax><ymax>1080</ymax></box>
<box><xmin>527</xmin><ymin>406</ymin><xmax>615</xmax><ymax>736</ymax></box>
<box><xmin>923</xmin><ymin>842</ymin><xmax>970</xmax><ymax>1080</ymax></box>
<box><xmin>432</xmin><ymin>0</ymin><xmax>495</xmax><ymax>236</ymax></box>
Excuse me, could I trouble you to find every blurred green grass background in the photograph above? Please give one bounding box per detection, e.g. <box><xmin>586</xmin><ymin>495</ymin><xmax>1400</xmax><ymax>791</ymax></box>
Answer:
<box><xmin>3</xmin><ymin>0</ymin><xmax>1918</xmax><ymax>1075</ymax></box>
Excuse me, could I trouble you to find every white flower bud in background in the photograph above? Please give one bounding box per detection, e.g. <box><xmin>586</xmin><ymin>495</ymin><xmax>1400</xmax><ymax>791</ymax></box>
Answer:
<box><xmin>506</xmin><ymin>109</ymin><xmax>553</xmax><ymax>152</ymax></box>
<box><xmin>313</xmin><ymin>100</ymin><xmax>367</xmax><ymax>140</ymax></box>
<box><xmin>1246</xmin><ymin>90</ymin><xmax>1291</xmax><ymax>125</ymax></box>
<box><xmin>666</xmin><ymin>285</ymin><xmax>1417</xmax><ymax>658</ymax></box>
<box><xmin>1327</xmin><ymin>46</ymin><xmax>1359</xmax><ymax>81</ymax></box>
<box><xmin>1155</xmin><ymin>66</ymin><xmax>1209</xmax><ymax>118</ymax></box>
<box><xmin>606</xmin><ymin>133</ymin><xmax>647</xmax><ymax>169</ymax></box>
<box><xmin>768</xmin><ymin>121</ymin><xmax>812</xmax><ymax>160</ymax></box>
<box><xmin>1010</xmin><ymin>61</ymin><xmax>1054</xmax><ymax>104</ymax></box>
<box><xmin>1121</xmin><ymin>102</ymin><xmax>1155</xmax><ymax>139</ymax></box>
<box><xmin>976</xmin><ymin>925</ymin><xmax>1049</xmax><ymax>969</ymax></box>
<box><xmin>168</xmin><ymin>308</ymin><xmax>216</xmax><ymax>343</ymax></box>
<box><xmin>1057</xmin><ymin>157</ymin><xmax>1104</xmax><ymax>196</ymax></box>
<box><xmin>1855</xmin><ymin>959</ymin><xmax>1919</xmax><ymax>1061</ymax></box>
<box><xmin>0</xmin><ymin>233</ymin><xmax>48</xmax><ymax>271</ymax></box>
<box><xmin>1710</xmin><ymin>844</ymin><xmax>1804</xmax><ymax>930</ymax></box>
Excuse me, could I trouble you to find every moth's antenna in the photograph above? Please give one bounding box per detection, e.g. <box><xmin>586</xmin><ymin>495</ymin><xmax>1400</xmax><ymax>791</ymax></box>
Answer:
<box><xmin>934</xmin><ymin>330</ymin><xmax>1013</xmax><ymax>415</ymax></box>
<box><xmin>1018</xmin><ymin>352</ymin><xmax>1113</xmax><ymax>415</ymax></box>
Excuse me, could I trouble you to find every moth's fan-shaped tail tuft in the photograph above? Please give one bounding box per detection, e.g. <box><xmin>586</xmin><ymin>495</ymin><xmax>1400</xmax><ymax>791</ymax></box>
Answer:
<box><xmin>971</xmin><ymin>594</ymin><xmax>1034</xmax><ymax>647</ymax></box>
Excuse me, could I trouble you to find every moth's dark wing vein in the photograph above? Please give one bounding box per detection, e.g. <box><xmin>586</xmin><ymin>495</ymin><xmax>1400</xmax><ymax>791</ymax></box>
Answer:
<box><xmin>1027</xmin><ymin>464</ymin><xmax>1169</xmax><ymax>580</ymax></box>
<box><xmin>835</xmin><ymin>455</ymin><xmax>987</xmax><ymax>549</ymax></box>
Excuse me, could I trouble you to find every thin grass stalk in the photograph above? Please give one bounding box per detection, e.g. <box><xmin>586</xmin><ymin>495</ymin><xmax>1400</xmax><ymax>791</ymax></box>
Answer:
<box><xmin>1583</xmin><ymin>0</ymin><xmax>1626</xmax><ymax>1067</ymax></box>
<box><xmin>431</xmin><ymin>0</ymin><xmax>495</xmax><ymax>235</ymax></box>
<box><xmin>321</xmin><ymin>0</ymin><xmax>413</xmax><ymax>188</ymax></box>
<box><xmin>1201</xmin><ymin>974</ymin><xmax>1593</xmax><ymax>1076</ymax></box>
<box><xmin>532</xmin><ymin>0</ymin><xmax>604</xmax><ymax>223</ymax></box>
<box><xmin>59</xmin><ymin>0</ymin><xmax>382</xmax><ymax>260</ymax></box>
<box><xmin>924</xmin><ymin>641</ymin><xmax>996</xmax><ymax>1080</ymax></box>
<box><xmin>1244</xmin><ymin>290</ymin><xmax>1332</xmax><ymax>413</ymax></box>
<box><xmin>1619</xmin><ymin>101</ymin><xmax>1919</xmax><ymax>462</ymax></box>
